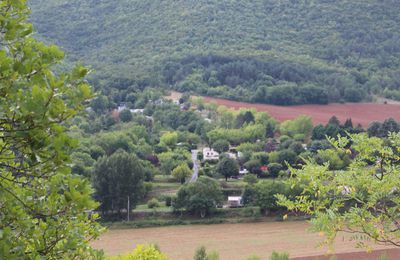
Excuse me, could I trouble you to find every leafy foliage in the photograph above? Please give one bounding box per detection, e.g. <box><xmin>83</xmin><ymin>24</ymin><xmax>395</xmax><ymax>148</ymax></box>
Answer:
<box><xmin>92</xmin><ymin>150</ymin><xmax>145</xmax><ymax>213</ymax></box>
<box><xmin>173</xmin><ymin>177</ymin><xmax>223</xmax><ymax>217</ymax></box>
<box><xmin>216</xmin><ymin>157</ymin><xmax>239</xmax><ymax>181</ymax></box>
<box><xmin>29</xmin><ymin>0</ymin><xmax>400</xmax><ymax>104</ymax></box>
<box><xmin>277</xmin><ymin>133</ymin><xmax>400</xmax><ymax>248</ymax></box>
<box><xmin>0</xmin><ymin>1</ymin><xmax>102</xmax><ymax>258</ymax></box>
<box><xmin>109</xmin><ymin>244</ymin><xmax>167</xmax><ymax>260</ymax></box>
<box><xmin>193</xmin><ymin>246</ymin><xmax>219</xmax><ymax>260</ymax></box>
<box><xmin>172</xmin><ymin>163</ymin><xmax>192</xmax><ymax>184</ymax></box>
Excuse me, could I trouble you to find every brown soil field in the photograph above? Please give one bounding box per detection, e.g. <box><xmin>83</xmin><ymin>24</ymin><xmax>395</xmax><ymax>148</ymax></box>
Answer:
<box><xmin>202</xmin><ymin>96</ymin><xmax>400</xmax><ymax>127</ymax></box>
<box><xmin>92</xmin><ymin>222</ymin><xmax>399</xmax><ymax>259</ymax></box>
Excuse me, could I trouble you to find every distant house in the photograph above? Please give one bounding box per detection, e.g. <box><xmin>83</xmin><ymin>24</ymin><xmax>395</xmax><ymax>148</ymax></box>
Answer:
<box><xmin>117</xmin><ymin>103</ymin><xmax>128</xmax><ymax>112</ymax></box>
<box><xmin>203</xmin><ymin>147</ymin><xmax>219</xmax><ymax>161</ymax></box>
<box><xmin>227</xmin><ymin>152</ymin><xmax>237</xmax><ymax>159</ymax></box>
<box><xmin>117</xmin><ymin>103</ymin><xmax>145</xmax><ymax>114</ymax></box>
<box><xmin>228</xmin><ymin>196</ymin><xmax>243</xmax><ymax>208</ymax></box>
<box><xmin>239</xmin><ymin>168</ymin><xmax>248</xmax><ymax>175</ymax></box>
<box><xmin>131</xmin><ymin>109</ymin><xmax>144</xmax><ymax>113</ymax></box>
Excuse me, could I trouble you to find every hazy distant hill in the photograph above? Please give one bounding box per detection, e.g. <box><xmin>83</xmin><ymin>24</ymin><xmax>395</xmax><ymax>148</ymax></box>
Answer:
<box><xmin>29</xmin><ymin>0</ymin><xmax>400</xmax><ymax>105</ymax></box>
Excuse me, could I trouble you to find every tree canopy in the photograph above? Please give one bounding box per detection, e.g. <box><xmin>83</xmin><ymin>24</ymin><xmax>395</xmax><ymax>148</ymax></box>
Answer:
<box><xmin>29</xmin><ymin>0</ymin><xmax>400</xmax><ymax>105</ymax></box>
<box><xmin>92</xmin><ymin>150</ymin><xmax>145</xmax><ymax>213</ymax></box>
<box><xmin>0</xmin><ymin>0</ymin><xmax>102</xmax><ymax>257</ymax></box>
<box><xmin>173</xmin><ymin>176</ymin><xmax>223</xmax><ymax>218</ymax></box>
<box><xmin>277</xmin><ymin>133</ymin><xmax>400</xmax><ymax>248</ymax></box>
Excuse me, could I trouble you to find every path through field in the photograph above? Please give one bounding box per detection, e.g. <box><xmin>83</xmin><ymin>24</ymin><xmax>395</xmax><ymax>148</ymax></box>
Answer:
<box><xmin>92</xmin><ymin>222</ymin><xmax>399</xmax><ymax>259</ymax></box>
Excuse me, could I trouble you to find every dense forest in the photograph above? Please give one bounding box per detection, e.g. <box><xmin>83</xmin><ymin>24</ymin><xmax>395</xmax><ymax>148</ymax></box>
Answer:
<box><xmin>29</xmin><ymin>0</ymin><xmax>400</xmax><ymax>105</ymax></box>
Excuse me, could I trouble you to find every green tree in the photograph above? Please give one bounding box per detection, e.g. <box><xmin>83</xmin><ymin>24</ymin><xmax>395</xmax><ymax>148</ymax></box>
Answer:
<box><xmin>277</xmin><ymin>133</ymin><xmax>400</xmax><ymax>249</ymax></box>
<box><xmin>367</xmin><ymin>121</ymin><xmax>383</xmax><ymax>137</ymax></box>
<box><xmin>92</xmin><ymin>150</ymin><xmax>145</xmax><ymax>214</ymax></box>
<box><xmin>277</xmin><ymin>149</ymin><xmax>297</xmax><ymax>167</ymax></box>
<box><xmin>160</xmin><ymin>131</ymin><xmax>178</xmax><ymax>149</ymax></box>
<box><xmin>315</xmin><ymin>149</ymin><xmax>350</xmax><ymax>170</ymax></box>
<box><xmin>382</xmin><ymin>118</ymin><xmax>399</xmax><ymax>135</ymax></box>
<box><xmin>267</xmin><ymin>163</ymin><xmax>283</xmax><ymax>178</ymax></box>
<box><xmin>328</xmin><ymin>115</ymin><xmax>341</xmax><ymax>126</ymax></box>
<box><xmin>119</xmin><ymin>109</ymin><xmax>133</xmax><ymax>122</ymax></box>
<box><xmin>194</xmin><ymin>246</ymin><xmax>220</xmax><ymax>260</ymax></box>
<box><xmin>253</xmin><ymin>181</ymin><xmax>287</xmax><ymax>213</ymax></box>
<box><xmin>343</xmin><ymin>118</ymin><xmax>353</xmax><ymax>129</ymax></box>
<box><xmin>236</xmin><ymin>110</ymin><xmax>255</xmax><ymax>127</ymax></box>
<box><xmin>244</xmin><ymin>159</ymin><xmax>262</xmax><ymax>175</ymax></box>
<box><xmin>312</xmin><ymin>124</ymin><xmax>326</xmax><ymax>140</ymax></box>
<box><xmin>243</xmin><ymin>174</ymin><xmax>258</xmax><ymax>185</ymax></box>
<box><xmin>91</xmin><ymin>95</ymin><xmax>109</xmax><ymax>113</ymax></box>
<box><xmin>172</xmin><ymin>163</ymin><xmax>192</xmax><ymax>184</ymax></box>
<box><xmin>0</xmin><ymin>1</ymin><xmax>102</xmax><ymax>258</ymax></box>
<box><xmin>216</xmin><ymin>157</ymin><xmax>239</xmax><ymax>181</ymax></box>
<box><xmin>158</xmin><ymin>149</ymin><xmax>191</xmax><ymax>175</ymax></box>
<box><xmin>173</xmin><ymin>177</ymin><xmax>222</xmax><ymax>217</ymax></box>
<box><xmin>212</xmin><ymin>139</ymin><xmax>230</xmax><ymax>153</ymax></box>
<box><xmin>280</xmin><ymin>115</ymin><xmax>313</xmax><ymax>140</ymax></box>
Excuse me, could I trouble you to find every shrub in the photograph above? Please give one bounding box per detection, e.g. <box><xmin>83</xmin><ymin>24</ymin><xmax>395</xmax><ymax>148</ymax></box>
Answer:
<box><xmin>109</xmin><ymin>244</ymin><xmax>167</xmax><ymax>260</ymax></box>
<box><xmin>193</xmin><ymin>246</ymin><xmax>219</xmax><ymax>260</ymax></box>
<box><xmin>269</xmin><ymin>251</ymin><xmax>289</xmax><ymax>260</ymax></box>
<box><xmin>165</xmin><ymin>196</ymin><xmax>172</xmax><ymax>207</ymax></box>
<box><xmin>119</xmin><ymin>109</ymin><xmax>133</xmax><ymax>122</ymax></box>
<box><xmin>243</xmin><ymin>174</ymin><xmax>258</xmax><ymax>185</ymax></box>
<box><xmin>147</xmin><ymin>198</ymin><xmax>160</xmax><ymax>209</ymax></box>
<box><xmin>212</xmin><ymin>139</ymin><xmax>230</xmax><ymax>153</ymax></box>
<box><xmin>247</xmin><ymin>256</ymin><xmax>261</xmax><ymax>260</ymax></box>
<box><xmin>267</xmin><ymin>163</ymin><xmax>283</xmax><ymax>178</ymax></box>
<box><xmin>173</xmin><ymin>177</ymin><xmax>223</xmax><ymax>217</ymax></box>
<box><xmin>194</xmin><ymin>246</ymin><xmax>207</xmax><ymax>260</ymax></box>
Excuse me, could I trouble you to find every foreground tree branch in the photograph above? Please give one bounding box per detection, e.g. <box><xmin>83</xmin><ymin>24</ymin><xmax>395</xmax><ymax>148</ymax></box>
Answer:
<box><xmin>277</xmin><ymin>132</ymin><xmax>400</xmax><ymax>250</ymax></box>
<box><xmin>0</xmin><ymin>0</ymin><xmax>103</xmax><ymax>258</ymax></box>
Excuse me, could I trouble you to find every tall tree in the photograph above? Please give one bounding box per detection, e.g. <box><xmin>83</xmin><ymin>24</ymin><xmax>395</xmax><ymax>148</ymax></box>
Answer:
<box><xmin>172</xmin><ymin>163</ymin><xmax>192</xmax><ymax>184</ymax></box>
<box><xmin>216</xmin><ymin>157</ymin><xmax>239</xmax><ymax>181</ymax></box>
<box><xmin>92</xmin><ymin>150</ymin><xmax>145</xmax><ymax>214</ymax></box>
<box><xmin>173</xmin><ymin>177</ymin><xmax>222</xmax><ymax>218</ymax></box>
<box><xmin>0</xmin><ymin>1</ymin><xmax>102</xmax><ymax>258</ymax></box>
<box><xmin>328</xmin><ymin>116</ymin><xmax>341</xmax><ymax>126</ymax></box>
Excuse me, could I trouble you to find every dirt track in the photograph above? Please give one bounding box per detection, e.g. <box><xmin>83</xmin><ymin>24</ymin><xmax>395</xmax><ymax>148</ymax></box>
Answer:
<box><xmin>202</xmin><ymin>96</ymin><xmax>400</xmax><ymax>127</ymax></box>
<box><xmin>92</xmin><ymin>222</ymin><xmax>399</xmax><ymax>259</ymax></box>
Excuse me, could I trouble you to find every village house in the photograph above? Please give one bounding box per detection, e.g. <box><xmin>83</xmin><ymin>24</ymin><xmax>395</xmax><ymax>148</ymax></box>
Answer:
<box><xmin>227</xmin><ymin>196</ymin><xmax>243</xmax><ymax>208</ymax></box>
<box><xmin>203</xmin><ymin>147</ymin><xmax>219</xmax><ymax>161</ymax></box>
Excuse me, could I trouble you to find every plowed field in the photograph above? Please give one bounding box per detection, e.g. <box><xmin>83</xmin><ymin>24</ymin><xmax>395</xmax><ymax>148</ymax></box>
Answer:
<box><xmin>92</xmin><ymin>222</ymin><xmax>399</xmax><ymax>259</ymax></box>
<box><xmin>202</xmin><ymin>96</ymin><xmax>400</xmax><ymax>127</ymax></box>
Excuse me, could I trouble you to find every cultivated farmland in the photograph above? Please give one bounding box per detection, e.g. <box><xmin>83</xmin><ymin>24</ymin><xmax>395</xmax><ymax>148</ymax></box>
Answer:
<box><xmin>202</xmin><ymin>96</ymin><xmax>400</xmax><ymax>127</ymax></box>
<box><xmin>92</xmin><ymin>222</ymin><xmax>399</xmax><ymax>259</ymax></box>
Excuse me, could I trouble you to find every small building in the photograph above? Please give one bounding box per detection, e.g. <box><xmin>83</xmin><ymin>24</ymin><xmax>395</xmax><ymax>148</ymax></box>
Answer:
<box><xmin>239</xmin><ymin>168</ymin><xmax>249</xmax><ymax>175</ymax></box>
<box><xmin>117</xmin><ymin>103</ymin><xmax>128</xmax><ymax>112</ymax></box>
<box><xmin>131</xmin><ymin>109</ymin><xmax>144</xmax><ymax>113</ymax></box>
<box><xmin>228</xmin><ymin>196</ymin><xmax>243</xmax><ymax>208</ymax></box>
<box><xmin>227</xmin><ymin>152</ymin><xmax>237</xmax><ymax>159</ymax></box>
<box><xmin>203</xmin><ymin>147</ymin><xmax>219</xmax><ymax>161</ymax></box>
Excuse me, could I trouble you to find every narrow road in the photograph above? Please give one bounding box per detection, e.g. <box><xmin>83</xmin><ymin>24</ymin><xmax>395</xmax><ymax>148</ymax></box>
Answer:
<box><xmin>190</xmin><ymin>149</ymin><xmax>199</xmax><ymax>182</ymax></box>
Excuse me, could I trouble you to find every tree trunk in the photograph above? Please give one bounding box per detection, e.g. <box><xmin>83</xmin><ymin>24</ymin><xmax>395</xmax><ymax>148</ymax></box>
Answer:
<box><xmin>200</xmin><ymin>209</ymin><xmax>206</xmax><ymax>218</ymax></box>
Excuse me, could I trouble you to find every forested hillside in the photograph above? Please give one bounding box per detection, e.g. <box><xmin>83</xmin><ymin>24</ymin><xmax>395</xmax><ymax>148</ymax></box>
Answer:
<box><xmin>29</xmin><ymin>0</ymin><xmax>400</xmax><ymax>105</ymax></box>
